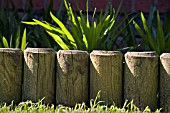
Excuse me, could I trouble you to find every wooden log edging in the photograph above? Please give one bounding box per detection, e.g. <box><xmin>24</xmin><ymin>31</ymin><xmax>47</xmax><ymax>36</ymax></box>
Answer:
<box><xmin>0</xmin><ymin>48</ymin><xmax>169</xmax><ymax>110</ymax></box>
<box><xmin>56</xmin><ymin>50</ymin><xmax>89</xmax><ymax>106</ymax></box>
<box><xmin>90</xmin><ymin>50</ymin><xmax>123</xmax><ymax>106</ymax></box>
<box><xmin>160</xmin><ymin>53</ymin><xmax>170</xmax><ymax>112</ymax></box>
<box><xmin>124</xmin><ymin>52</ymin><xmax>158</xmax><ymax>110</ymax></box>
<box><xmin>22</xmin><ymin>48</ymin><xmax>55</xmax><ymax>104</ymax></box>
<box><xmin>0</xmin><ymin>48</ymin><xmax>22</xmax><ymax>104</ymax></box>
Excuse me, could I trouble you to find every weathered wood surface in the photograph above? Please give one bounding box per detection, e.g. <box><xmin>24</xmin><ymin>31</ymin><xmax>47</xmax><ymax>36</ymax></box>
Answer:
<box><xmin>56</xmin><ymin>50</ymin><xmax>89</xmax><ymax>106</ymax></box>
<box><xmin>0</xmin><ymin>48</ymin><xmax>22</xmax><ymax>104</ymax></box>
<box><xmin>90</xmin><ymin>50</ymin><xmax>123</xmax><ymax>106</ymax></box>
<box><xmin>124</xmin><ymin>52</ymin><xmax>158</xmax><ymax>110</ymax></box>
<box><xmin>23</xmin><ymin>48</ymin><xmax>55</xmax><ymax>104</ymax></box>
<box><xmin>160</xmin><ymin>53</ymin><xmax>170</xmax><ymax>112</ymax></box>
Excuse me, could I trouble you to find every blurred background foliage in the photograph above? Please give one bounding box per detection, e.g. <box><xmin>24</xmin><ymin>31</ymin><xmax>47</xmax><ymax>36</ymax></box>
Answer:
<box><xmin>0</xmin><ymin>0</ymin><xmax>170</xmax><ymax>54</ymax></box>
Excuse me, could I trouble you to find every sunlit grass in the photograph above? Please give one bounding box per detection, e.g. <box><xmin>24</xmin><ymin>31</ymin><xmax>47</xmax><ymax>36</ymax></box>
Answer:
<box><xmin>0</xmin><ymin>92</ymin><xmax>162</xmax><ymax>113</ymax></box>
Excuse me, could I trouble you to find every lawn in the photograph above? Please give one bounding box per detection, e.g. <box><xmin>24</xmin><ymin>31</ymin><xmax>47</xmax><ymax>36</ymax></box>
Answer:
<box><xmin>0</xmin><ymin>96</ymin><xmax>162</xmax><ymax>113</ymax></box>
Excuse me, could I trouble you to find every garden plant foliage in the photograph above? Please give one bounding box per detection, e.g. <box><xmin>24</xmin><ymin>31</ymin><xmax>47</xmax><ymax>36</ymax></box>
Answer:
<box><xmin>1</xmin><ymin>0</ymin><xmax>170</xmax><ymax>54</ymax></box>
<box><xmin>0</xmin><ymin>0</ymin><xmax>26</xmax><ymax>51</ymax></box>
<box><xmin>23</xmin><ymin>0</ymin><xmax>130</xmax><ymax>52</ymax></box>
<box><xmin>133</xmin><ymin>10</ymin><xmax>170</xmax><ymax>55</ymax></box>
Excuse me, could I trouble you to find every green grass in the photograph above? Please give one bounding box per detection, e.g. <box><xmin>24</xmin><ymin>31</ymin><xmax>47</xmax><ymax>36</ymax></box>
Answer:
<box><xmin>0</xmin><ymin>94</ymin><xmax>162</xmax><ymax>113</ymax></box>
<box><xmin>0</xmin><ymin>100</ymin><xmax>161</xmax><ymax>113</ymax></box>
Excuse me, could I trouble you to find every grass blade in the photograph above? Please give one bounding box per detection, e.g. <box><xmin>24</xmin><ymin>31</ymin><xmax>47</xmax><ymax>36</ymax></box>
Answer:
<box><xmin>10</xmin><ymin>35</ymin><xmax>13</xmax><ymax>48</ymax></box>
<box><xmin>141</xmin><ymin>12</ymin><xmax>156</xmax><ymax>50</ymax></box>
<box><xmin>21</xmin><ymin>28</ymin><xmax>27</xmax><ymax>51</ymax></box>
<box><xmin>2</xmin><ymin>36</ymin><xmax>9</xmax><ymax>48</ymax></box>
<box><xmin>15</xmin><ymin>26</ymin><xmax>21</xmax><ymax>48</ymax></box>
<box><xmin>50</xmin><ymin>12</ymin><xmax>74</xmax><ymax>42</ymax></box>
<box><xmin>46</xmin><ymin>30</ymin><xmax>70</xmax><ymax>50</ymax></box>
<box><xmin>22</xmin><ymin>21</ymin><xmax>38</xmax><ymax>25</ymax></box>
<box><xmin>133</xmin><ymin>21</ymin><xmax>147</xmax><ymax>45</ymax></box>
<box><xmin>156</xmin><ymin>11</ymin><xmax>165</xmax><ymax>54</ymax></box>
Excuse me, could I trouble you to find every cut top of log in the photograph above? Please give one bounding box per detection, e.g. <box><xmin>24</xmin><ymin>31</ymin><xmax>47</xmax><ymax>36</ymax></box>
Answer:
<box><xmin>24</xmin><ymin>48</ymin><xmax>55</xmax><ymax>53</ymax></box>
<box><xmin>0</xmin><ymin>48</ymin><xmax>22</xmax><ymax>53</ymax></box>
<box><xmin>125</xmin><ymin>51</ymin><xmax>158</xmax><ymax>57</ymax></box>
<box><xmin>91</xmin><ymin>50</ymin><xmax>122</xmax><ymax>56</ymax></box>
<box><xmin>58</xmin><ymin>50</ymin><xmax>88</xmax><ymax>55</ymax></box>
<box><xmin>160</xmin><ymin>53</ymin><xmax>170</xmax><ymax>58</ymax></box>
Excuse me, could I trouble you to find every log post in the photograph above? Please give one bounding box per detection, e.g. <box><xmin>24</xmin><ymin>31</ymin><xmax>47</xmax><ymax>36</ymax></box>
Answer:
<box><xmin>90</xmin><ymin>50</ymin><xmax>123</xmax><ymax>106</ymax></box>
<box><xmin>160</xmin><ymin>53</ymin><xmax>170</xmax><ymax>112</ymax></box>
<box><xmin>0</xmin><ymin>48</ymin><xmax>22</xmax><ymax>104</ymax></box>
<box><xmin>124</xmin><ymin>52</ymin><xmax>158</xmax><ymax>110</ymax></box>
<box><xmin>56</xmin><ymin>50</ymin><xmax>89</xmax><ymax>106</ymax></box>
<box><xmin>23</xmin><ymin>48</ymin><xmax>55</xmax><ymax>104</ymax></box>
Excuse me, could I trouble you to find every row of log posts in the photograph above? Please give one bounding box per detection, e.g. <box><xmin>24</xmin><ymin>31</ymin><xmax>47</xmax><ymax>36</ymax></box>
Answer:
<box><xmin>0</xmin><ymin>48</ymin><xmax>169</xmax><ymax>112</ymax></box>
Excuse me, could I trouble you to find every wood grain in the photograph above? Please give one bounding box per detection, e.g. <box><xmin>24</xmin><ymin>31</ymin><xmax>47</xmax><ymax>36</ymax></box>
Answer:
<box><xmin>160</xmin><ymin>53</ymin><xmax>170</xmax><ymax>112</ymax></box>
<box><xmin>0</xmin><ymin>48</ymin><xmax>22</xmax><ymax>104</ymax></box>
<box><xmin>124</xmin><ymin>52</ymin><xmax>158</xmax><ymax>110</ymax></box>
<box><xmin>23</xmin><ymin>48</ymin><xmax>55</xmax><ymax>104</ymax></box>
<box><xmin>56</xmin><ymin>50</ymin><xmax>89</xmax><ymax>106</ymax></box>
<box><xmin>90</xmin><ymin>50</ymin><xmax>123</xmax><ymax>106</ymax></box>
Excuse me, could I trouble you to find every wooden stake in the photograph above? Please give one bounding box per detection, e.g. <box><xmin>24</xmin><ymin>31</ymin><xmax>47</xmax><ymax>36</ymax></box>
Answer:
<box><xmin>56</xmin><ymin>50</ymin><xmax>89</xmax><ymax>106</ymax></box>
<box><xmin>124</xmin><ymin>52</ymin><xmax>158</xmax><ymax>110</ymax></box>
<box><xmin>160</xmin><ymin>53</ymin><xmax>170</xmax><ymax>112</ymax></box>
<box><xmin>0</xmin><ymin>48</ymin><xmax>22</xmax><ymax>104</ymax></box>
<box><xmin>90</xmin><ymin>50</ymin><xmax>123</xmax><ymax>106</ymax></box>
<box><xmin>23</xmin><ymin>48</ymin><xmax>55</xmax><ymax>104</ymax></box>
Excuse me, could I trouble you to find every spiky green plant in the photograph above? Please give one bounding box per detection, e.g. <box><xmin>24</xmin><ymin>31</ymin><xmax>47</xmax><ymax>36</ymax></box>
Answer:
<box><xmin>1</xmin><ymin>28</ymin><xmax>26</xmax><ymax>51</ymax></box>
<box><xmin>23</xmin><ymin>0</ymin><xmax>131</xmax><ymax>52</ymax></box>
<box><xmin>133</xmin><ymin>10</ymin><xmax>170</xmax><ymax>55</ymax></box>
<box><xmin>24</xmin><ymin>0</ymin><xmax>66</xmax><ymax>50</ymax></box>
<box><xmin>0</xmin><ymin>0</ymin><xmax>26</xmax><ymax>51</ymax></box>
